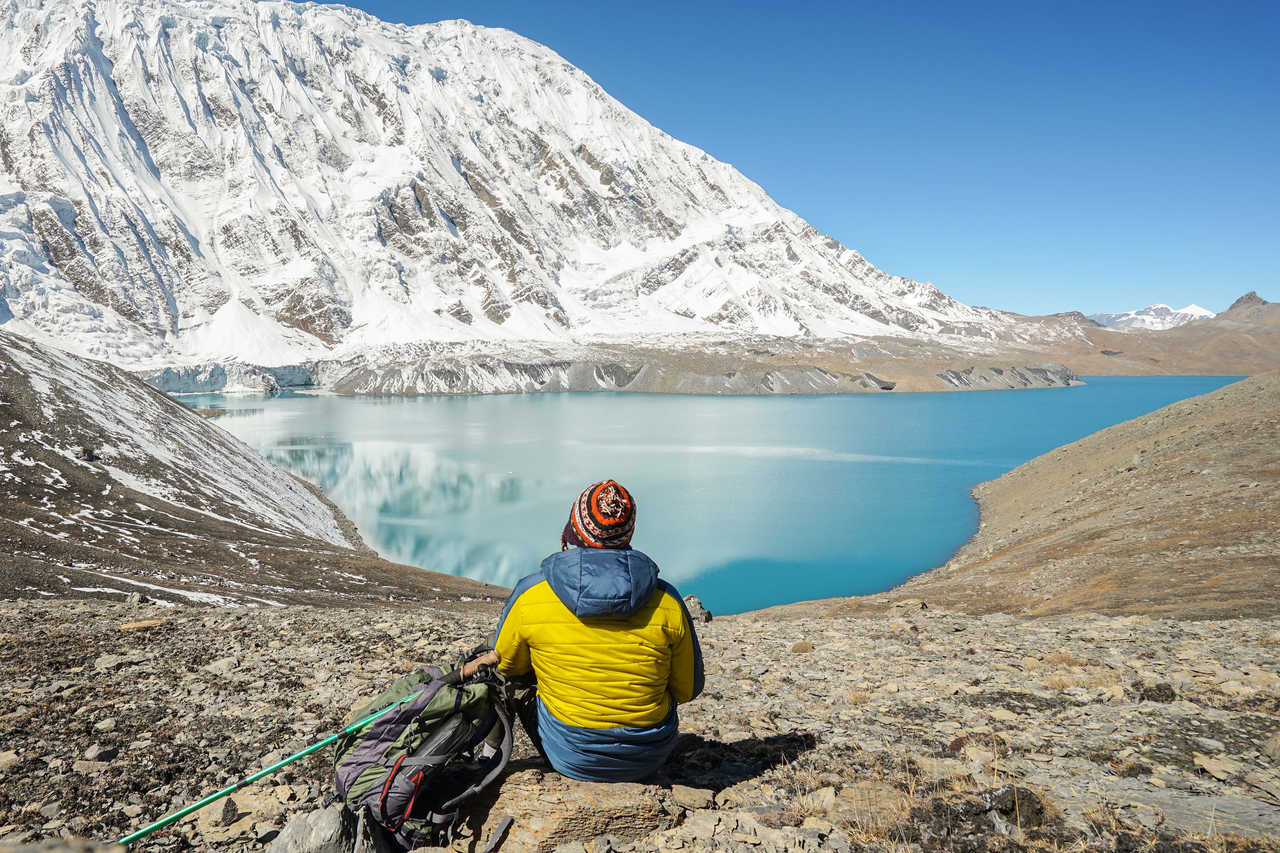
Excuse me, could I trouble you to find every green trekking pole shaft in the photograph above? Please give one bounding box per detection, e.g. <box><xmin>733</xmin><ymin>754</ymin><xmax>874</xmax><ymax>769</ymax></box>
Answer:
<box><xmin>115</xmin><ymin>688</ymin><xmax>426</xmax><ymax>847</ymax></box>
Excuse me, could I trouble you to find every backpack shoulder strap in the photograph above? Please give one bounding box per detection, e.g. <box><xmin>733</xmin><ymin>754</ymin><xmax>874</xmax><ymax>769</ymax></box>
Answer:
<box><xmin>479</xmin><ymin>814</ymin><xmax>515</xmax><ymax>853</ymax></box>
<box><xmin>438</xmin><ymin>696</ymin><xmax>514</xmax><ymax>814</ymax></box>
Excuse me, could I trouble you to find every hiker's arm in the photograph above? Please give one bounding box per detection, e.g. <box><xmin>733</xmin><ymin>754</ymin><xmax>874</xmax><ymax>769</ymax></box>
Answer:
<box><xmin>668</xmin><ymin>607</ymin><xmax>705</xmax><ymax>704</ymax></box>
<box><xmin>492</xmin><ymin>598</ymin><xmax>532</xmax><ymax>676</ymax></box>
<box><xmin>461</xmin><ymin>650</ymin><xmax>499</xmax><ymax>678</ymax></box>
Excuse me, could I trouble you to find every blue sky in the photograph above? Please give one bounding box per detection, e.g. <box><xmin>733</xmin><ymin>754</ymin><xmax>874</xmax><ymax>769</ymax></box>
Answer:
<box><xmin>339</xmin><ymin>0</ymin><xmax>1276</xmax><ymax>316</ymax></box>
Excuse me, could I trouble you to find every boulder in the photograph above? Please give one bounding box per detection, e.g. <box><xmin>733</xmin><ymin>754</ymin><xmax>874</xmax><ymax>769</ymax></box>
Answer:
<box><xmin>670</xmin><ymin>785</ymin><xmax>714</xmax><ymax>811</ymax></box>
<box><xmin>193</xmin><ymin>786</ymin><xmax>286</xmax><ymax>844</ymax></box>
<box><xmin>682</xmin><ymin>596</ymin><xmax>712</xmax><ymax>624</ymax></box>
<box><xmin>827</xmin><ymin>781</ymin><xmax>909</xmax><ymax>831</ymax></box>
<box><xmin>460</xmin><ymin>769</ymin><xmax>682</xmax><ymax>853</ymax></box>
<box><xmin>1263</xmin><ymin>732</ymin><xmax>1280</xmax><ymax>763</ymax></box>
<box><xmin>269</xmin><ymin>805</ymin><xmax>361</xmax><ymax>853</ymax></box>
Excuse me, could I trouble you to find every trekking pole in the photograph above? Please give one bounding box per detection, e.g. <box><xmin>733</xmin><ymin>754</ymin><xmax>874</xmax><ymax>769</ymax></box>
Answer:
<box><xmin>115</xmin><ymin>688</ymin><xmax>427</xmax><ymax>847</ymax></box>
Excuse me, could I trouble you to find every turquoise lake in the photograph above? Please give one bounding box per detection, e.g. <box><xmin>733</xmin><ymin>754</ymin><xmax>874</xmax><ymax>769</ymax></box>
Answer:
<box><xmin>184</xmin><ymin>376</ymin><xmax>1240</xmax><ymax>614</ymax></box>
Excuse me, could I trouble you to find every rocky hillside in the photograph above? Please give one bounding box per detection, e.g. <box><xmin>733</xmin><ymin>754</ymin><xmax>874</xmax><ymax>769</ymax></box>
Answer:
<box><xmin>0</xmin><ymin>328</ymin><xmax>499</xmax><ymax>607</ymax></box>
<box><xmin>1034</xmin><ymin>292</ymin><xmax>1280</xmax><ymax>380</ymax></box>
<box><xmin>780</xmin><ymin>369</ymin><xmax>1279</xmax><ymax>621</ymax></box>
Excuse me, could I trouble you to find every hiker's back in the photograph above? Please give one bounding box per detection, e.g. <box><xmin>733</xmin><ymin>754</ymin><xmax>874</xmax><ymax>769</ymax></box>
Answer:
<box><xmin>494</xmin><ymin>546</ymin><xmax>704</xmax><ymax>781</ymax></box>
<box><xmin>503</xmin><ymin>552</ymin><xmax>692</xmax><ymax>728</ymax></box>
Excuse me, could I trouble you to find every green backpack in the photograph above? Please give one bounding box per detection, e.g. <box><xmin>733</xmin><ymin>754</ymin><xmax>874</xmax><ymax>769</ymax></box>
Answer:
<box><xmin>332</xmin><ymin>661</ymin><xmax>512</xmax><ymax>850</ymax></box>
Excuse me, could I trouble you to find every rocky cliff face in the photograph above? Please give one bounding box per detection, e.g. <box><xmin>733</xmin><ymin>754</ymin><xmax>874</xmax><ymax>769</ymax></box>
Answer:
<box><xmin>0</xmin><ymin>0</ymin><xmax>1058</xmax><ymax>372</ymax></box>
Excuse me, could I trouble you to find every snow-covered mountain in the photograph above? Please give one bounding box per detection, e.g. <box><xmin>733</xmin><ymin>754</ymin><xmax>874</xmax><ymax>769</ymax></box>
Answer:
<box><xmin>1088</xmin><ymin>304</ymin><xmax>1215</xmax><ymax>331</ymax></box>
<box><xmin>0</xmin><ymin>0</ymin><xmax>1053</xmax><ymax>369</ymax></box>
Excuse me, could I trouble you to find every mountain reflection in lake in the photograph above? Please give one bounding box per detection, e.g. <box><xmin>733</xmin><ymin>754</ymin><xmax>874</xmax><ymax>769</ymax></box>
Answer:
<box><xmin>264</xmin><ymin>440</ymin><xmax>529</xmax><ymax>582</ymax></box>
<box><xmin>182</xmin><ymin>377</ymin><xmax>1240</xmax><ymax>614</ymax></box>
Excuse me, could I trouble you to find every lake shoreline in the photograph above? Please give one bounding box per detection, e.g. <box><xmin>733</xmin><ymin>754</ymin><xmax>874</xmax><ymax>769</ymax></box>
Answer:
<box><xmin>142</xmin><ymin>353</ymin><xmax>1086</xmax><ymax>396</ymax></box>
<box><xmin>136</xmin><ymin>293</ymin><xmax>1280</xmax><ymax>398</ymax></box>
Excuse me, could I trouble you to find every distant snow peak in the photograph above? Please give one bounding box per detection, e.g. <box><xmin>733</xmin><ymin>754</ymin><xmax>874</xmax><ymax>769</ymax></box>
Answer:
<box><xmin>0</xmin><ymin>0</ymin><xmax>1047</xmax><ymax>369</ymax></box>
<box><xmin>1088</xmin><ymin>303</ymin><xmax>1215</xmax><ymax>331</ymax></box>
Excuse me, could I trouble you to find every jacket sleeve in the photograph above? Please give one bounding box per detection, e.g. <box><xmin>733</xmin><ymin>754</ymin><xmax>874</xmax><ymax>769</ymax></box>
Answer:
<box><xmin>661</xmin><ymin>583</ymin><xmax>705</xmax><ymax>704</ymax></box>
<box><xmin>492</xmin><ymin>576</ymin><xmax>539</xmax><ymax>677</ymax></box>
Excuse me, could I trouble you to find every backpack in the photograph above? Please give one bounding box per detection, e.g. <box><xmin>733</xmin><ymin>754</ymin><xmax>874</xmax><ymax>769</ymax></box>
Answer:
<box><xmin>332</xmin><ymin>659</ymin><xmax>513</xmax><ymax>850</ymax></box>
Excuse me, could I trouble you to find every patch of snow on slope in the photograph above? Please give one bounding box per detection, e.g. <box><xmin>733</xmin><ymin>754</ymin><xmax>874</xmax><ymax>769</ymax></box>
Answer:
<box><xmin>174</xmin><ymin>299</ymin><xmax>329</xmax><ymax>366</ymax></box>
<box><xmin>0</xmin><ymin>330</ymin><xmax>351</xmax><ymax>546</ymax></box>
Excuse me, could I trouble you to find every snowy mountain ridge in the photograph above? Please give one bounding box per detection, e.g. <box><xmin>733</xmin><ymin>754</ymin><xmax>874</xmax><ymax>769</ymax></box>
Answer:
<box><xmin>1088</xmin><ymin>303</ymin><xmax>1215</xmax><ymax>331</ymax></box>
<box><xmin>0</xmin><ymin>0</ymin><xmax>1069</xmax><ymax>370</ymax></box>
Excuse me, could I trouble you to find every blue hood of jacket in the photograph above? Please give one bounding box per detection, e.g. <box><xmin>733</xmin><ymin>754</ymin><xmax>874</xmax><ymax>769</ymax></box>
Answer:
<box><xmin>539</xmin><ymin>547</ymin><xmax>659</xmax><ymax>617</ymax></box>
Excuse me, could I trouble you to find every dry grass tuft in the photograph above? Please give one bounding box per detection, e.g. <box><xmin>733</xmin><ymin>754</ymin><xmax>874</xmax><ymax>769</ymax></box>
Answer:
<box><xmin>1040</xmin><ymin>671</ymin><xmax>1123</xmax><ymax>691</ymax></box>
<box><xmin>1040</xmin><ymin>649</ymin><xmax>1089</xmax><ymax>668</ymax></box>
<box><xmin>847</xmin><ymin>689</ymin><xmax>873</xmax><ymax>705</ymax></box>
<box><xmin>837</xmin><ymin>782</ymin><xmax>912</xmax><ymax>843</ymax></box>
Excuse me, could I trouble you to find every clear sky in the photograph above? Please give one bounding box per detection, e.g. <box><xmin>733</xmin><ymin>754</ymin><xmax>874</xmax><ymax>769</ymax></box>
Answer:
<box><xmin>336</xmin><ymin>0</ymin><xmax>1277</xmax><ymax>316</ymax></box>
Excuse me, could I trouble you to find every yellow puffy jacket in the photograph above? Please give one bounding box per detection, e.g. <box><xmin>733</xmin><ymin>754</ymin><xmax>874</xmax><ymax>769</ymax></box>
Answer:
<box><xmin>493</xmin><ymin>547</ymin><xmax>704</xmax><ymax>730</ymax></box>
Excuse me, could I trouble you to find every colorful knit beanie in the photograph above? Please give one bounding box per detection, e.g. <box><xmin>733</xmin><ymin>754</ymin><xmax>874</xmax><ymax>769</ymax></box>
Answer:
<box><xmin>561</xmin><ymin>480</ymin><xmax>636</xmax><ymax>550</ymax></box>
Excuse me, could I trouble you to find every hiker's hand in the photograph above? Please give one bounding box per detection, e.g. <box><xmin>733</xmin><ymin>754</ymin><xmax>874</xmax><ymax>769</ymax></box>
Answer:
<box><xmin>461</xmin><ymin>650</ymin><xmax>499</xmax><ymax>678</ymax></box>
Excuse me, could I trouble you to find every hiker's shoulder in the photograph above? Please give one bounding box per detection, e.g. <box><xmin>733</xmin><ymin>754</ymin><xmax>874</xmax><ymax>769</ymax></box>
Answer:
<box><xmin>507</xmin><ymin>569</ymin><xmax>552</xmax><ymax>603</ymax></box>
<box><xmin>652</xmin><ymin>579</ymin><xmax>690</xmax><ymax>616</ymax></box>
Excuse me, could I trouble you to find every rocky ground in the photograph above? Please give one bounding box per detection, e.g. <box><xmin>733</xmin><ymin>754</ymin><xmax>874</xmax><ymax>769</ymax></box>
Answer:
<box><xmin>1</xmin><ymin>598</ymin><xmax>1278</xmax><ymax>852</ymax></box>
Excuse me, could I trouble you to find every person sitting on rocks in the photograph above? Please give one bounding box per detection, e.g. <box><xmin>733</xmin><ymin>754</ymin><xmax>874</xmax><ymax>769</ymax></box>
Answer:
<box><xmin>469</xmin><ymin>479</ymin><xmax>704</xmax><ymax>782</ymax></box>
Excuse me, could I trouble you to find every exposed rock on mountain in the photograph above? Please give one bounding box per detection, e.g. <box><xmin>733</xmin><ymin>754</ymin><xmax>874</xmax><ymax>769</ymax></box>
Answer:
<box><xmin>138</xmin><ymin>339</ymin><xmax>1085</xmax><ymax>396</ymax></box>
<box><xmin>1230</xmin><ymin>291</ymin><xmax>1268</xmax><ymax>311</ymax></box>
<box><xmin>128</xmin><ymin>291</ymin><xmax>1278</xmax><ymax>397</ymax></box>
<box><xmin>0</xmin><ymin>328</ymin><xmax>499</xmax><ymax>605</ymax></box>
<box><xmin>934</xmin><ymin>363</ymin><xmax>1078</xmax><ymax>390</ymax></box>
<box><xmin>0</xmin><ymin>0</ymin><xmax>1051</xmax><ymax>373</ymax></box>
<box><xmin>1088</xmin><ymin>303</ymin><xmax>1215</xmax><ymax>331</ymax></box>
